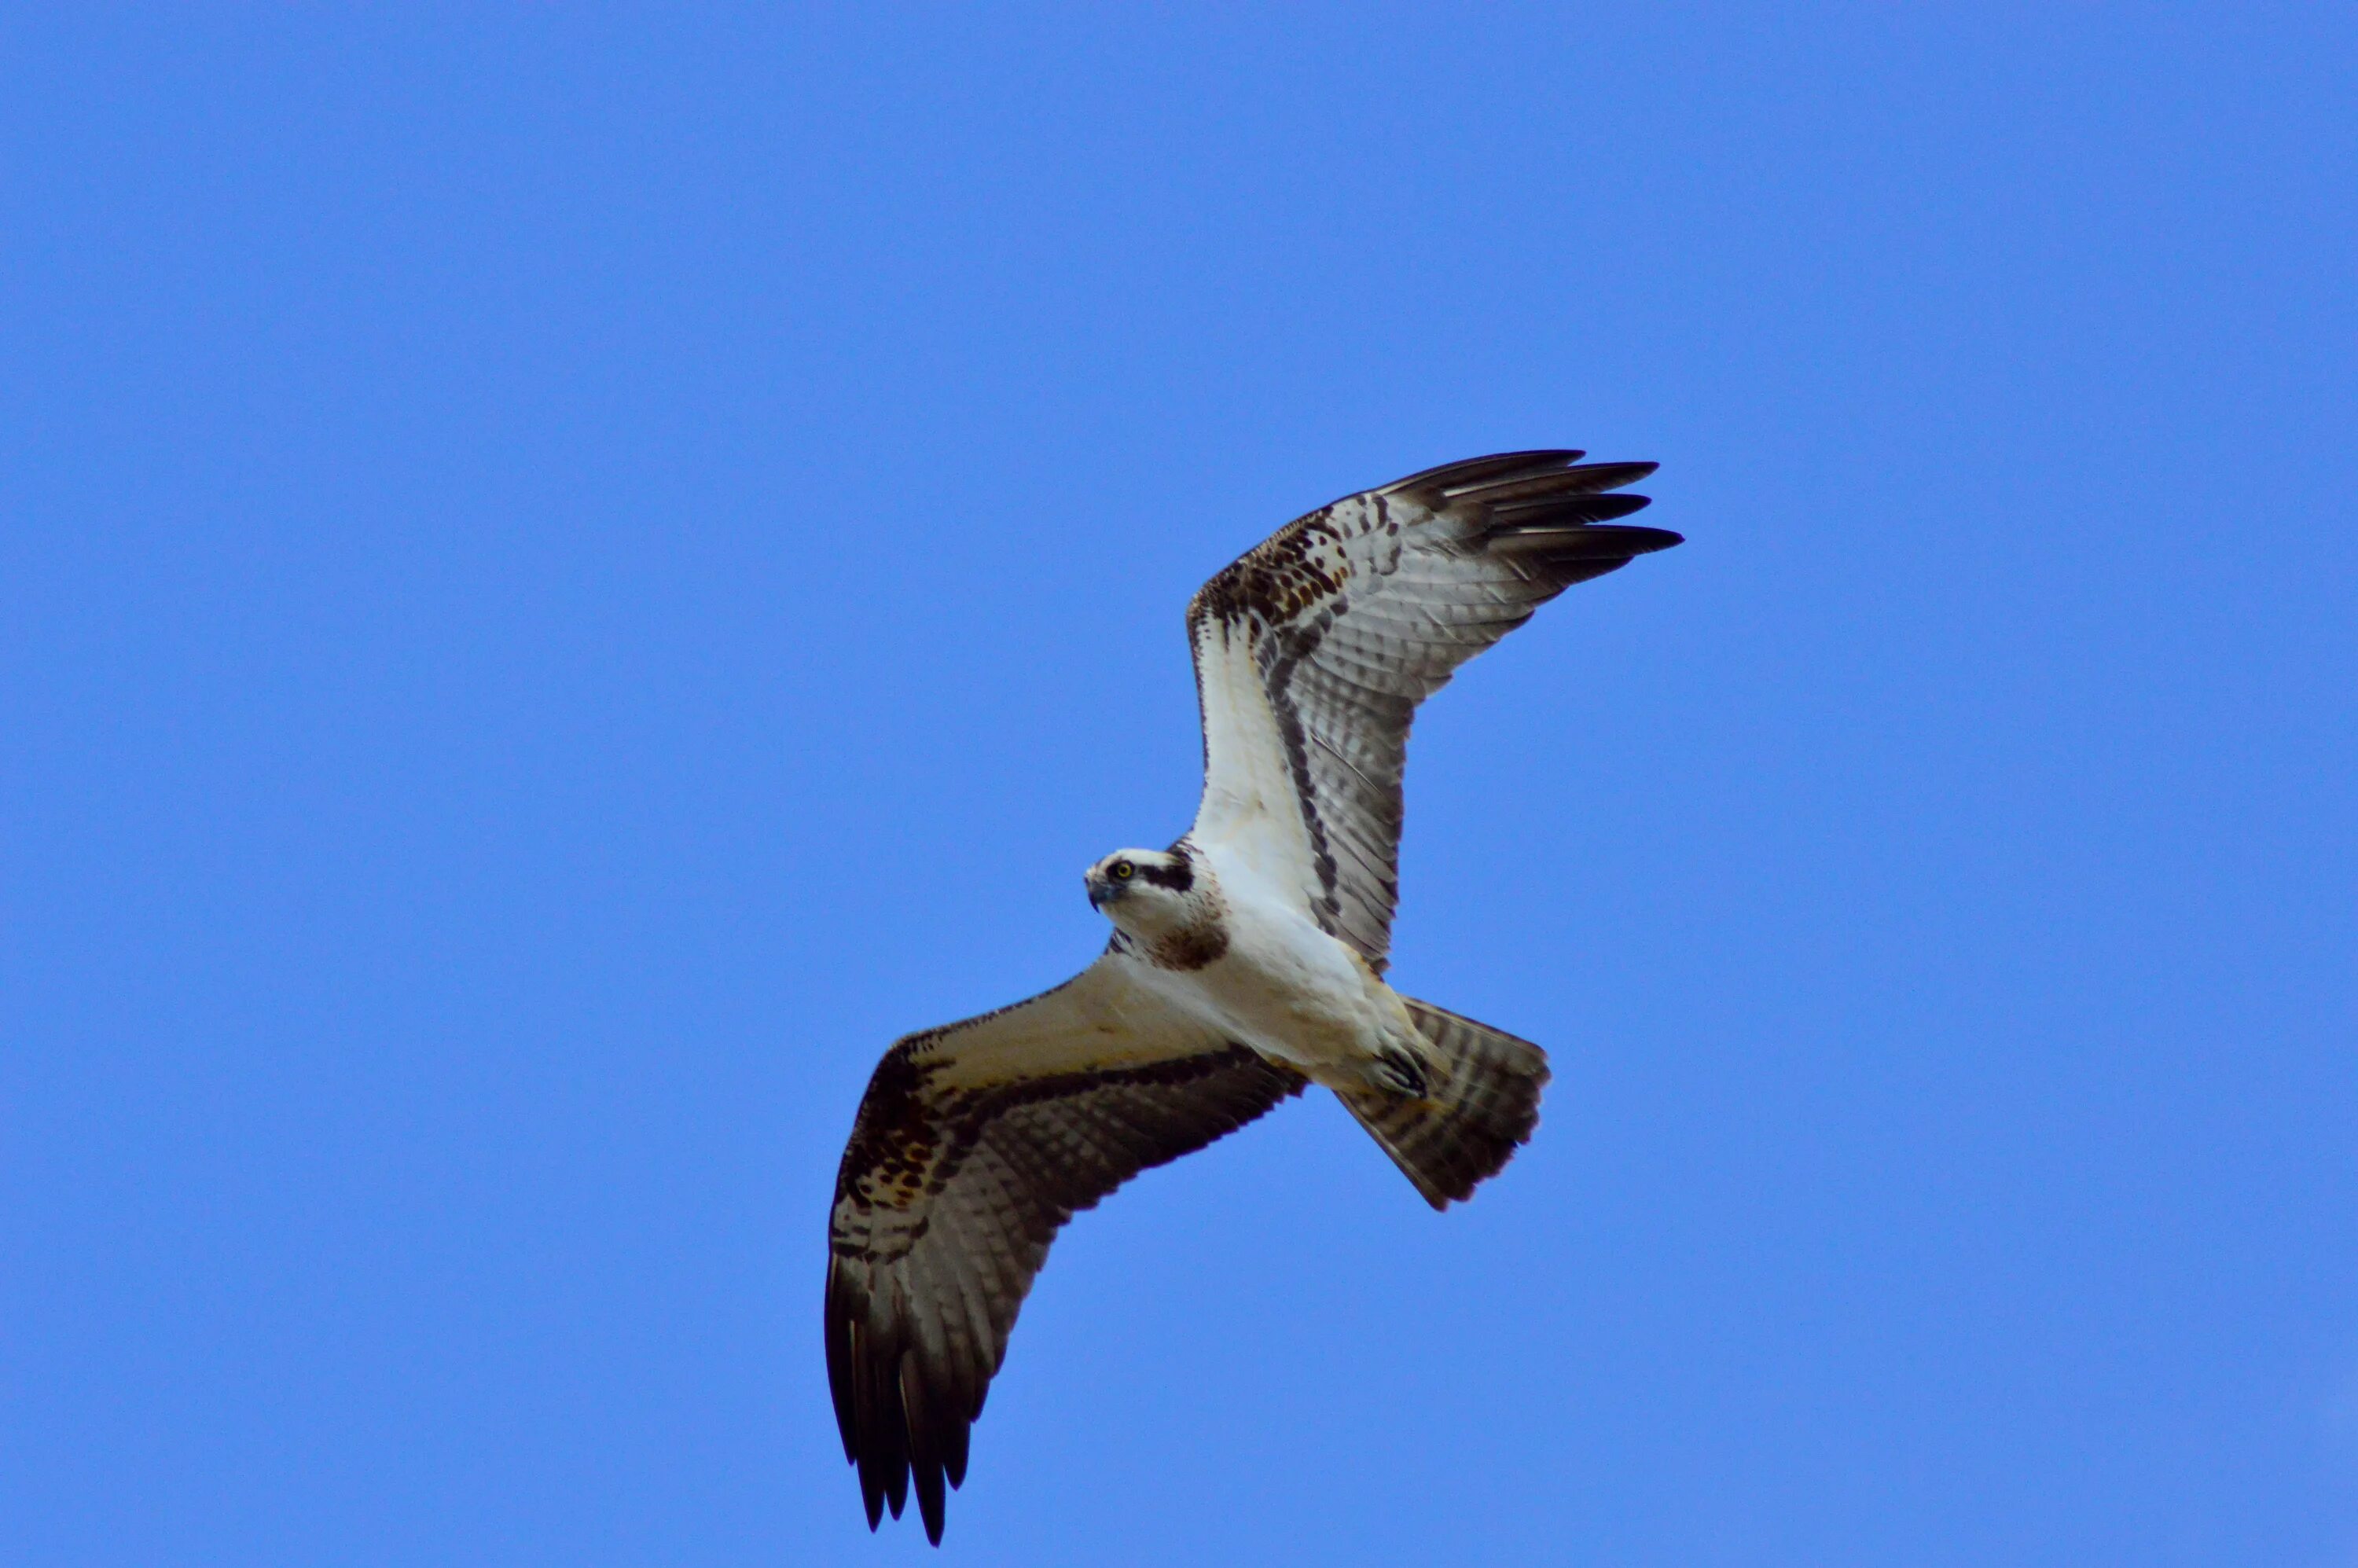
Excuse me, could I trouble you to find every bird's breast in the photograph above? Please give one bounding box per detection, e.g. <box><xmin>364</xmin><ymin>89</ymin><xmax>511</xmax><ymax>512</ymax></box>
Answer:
<box><xmin>1173</xmin><ymin>893</ymin><xmax>1390</xmax><ymax>1074</ymax></box>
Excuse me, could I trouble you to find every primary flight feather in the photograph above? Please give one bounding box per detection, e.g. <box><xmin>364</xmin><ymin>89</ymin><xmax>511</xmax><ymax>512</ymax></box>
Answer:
<box><xmin>825</xmin><ymin>450</ymin><xmax>1680</xmax><ymax>1543</ymax></box>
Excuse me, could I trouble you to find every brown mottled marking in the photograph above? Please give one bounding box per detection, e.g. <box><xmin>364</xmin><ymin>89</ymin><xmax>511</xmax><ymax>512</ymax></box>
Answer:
<box><xmin>1188</xmin><ymin>506</ymin><xmax>1357</xmax><ymax>626</ymax></box>
<box><xmin>836</xmin><ymin>1044</ymin><xmax>946</xmax><ymax>1213</ymax></box>
<box><xmin>1147</xmin><ymin>918</ymin><xmax>1229</xmax><ymax>971</ymax></box>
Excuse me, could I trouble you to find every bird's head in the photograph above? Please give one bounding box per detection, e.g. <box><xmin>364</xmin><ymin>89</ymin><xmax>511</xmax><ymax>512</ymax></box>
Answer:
<box><xmin>1084</xmin><ymin>843</ymin><xmax>1205</xmax><ymax>932</ymax></box>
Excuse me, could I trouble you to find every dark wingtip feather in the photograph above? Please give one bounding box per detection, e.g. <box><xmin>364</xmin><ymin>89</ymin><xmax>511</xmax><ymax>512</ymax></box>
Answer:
<box><xmin>1385</xmin><ymin>449</ymin><xmax>1589</xmax><ymax>498</ymax></box>
<box><xmin>1489</xmin><ymin>490</ymin><xmax>1653</xmax><ymax>525</ymax></box>
<box><xmin>1460</xmin><ymin>462</ymin><xmax>1660</xmax><ymax>510</ymax></box>
<box><xmin>943</xmin><ymin>1421</ymin><xmax>971</xmax><ymax>1489</ymax></box>
<box><xmin>824</xmin><ymin>1263</ymin><xmax>865</xmax><ymax>1465</ymax></box>
<box><xmin>1440</xmin><ymin>457</ymin><xmax>1678</xmax><ymax>570</ymax></box>
<box><xmin>915</xmin><ymin>1462</ymin><xmax>947</xmax><ymax>1544</ymax></box>
<box><xmin>1567</xmin><ymin>459</ymin><xmax>1659</xmax><ymax>490</ymax></box>
<box><xmin>1491</xmin><ymin>521</ymin><xmax>1684</xmax><ymax>559</ymax></box>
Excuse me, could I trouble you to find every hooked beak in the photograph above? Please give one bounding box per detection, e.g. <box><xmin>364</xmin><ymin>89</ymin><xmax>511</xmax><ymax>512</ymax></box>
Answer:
<box><xmin>1085</xmin><ymin>868</ymin><xmax>1119</xmax><ymax>910</ymax></box>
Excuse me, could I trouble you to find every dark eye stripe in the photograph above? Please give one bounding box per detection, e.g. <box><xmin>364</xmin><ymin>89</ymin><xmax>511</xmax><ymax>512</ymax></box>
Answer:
<box><xmin>1133</xmin><ymin>855</ymin><xmax>1194</xmax><ymax>893</ymax></box>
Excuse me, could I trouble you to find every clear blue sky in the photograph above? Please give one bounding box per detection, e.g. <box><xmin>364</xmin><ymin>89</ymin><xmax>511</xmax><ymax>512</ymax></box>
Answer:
<box><xmin>5</xmin><ymin>8</ymin><xmax>2352</xmax><ymax>1565</ymax></box>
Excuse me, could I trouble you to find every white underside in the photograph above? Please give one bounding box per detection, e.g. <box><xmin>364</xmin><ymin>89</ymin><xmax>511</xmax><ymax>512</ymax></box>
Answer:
<box><xmin>1119</xmin><ymin>835</ymin><xmax>1418</xmax><ymax>1089</ymax></box>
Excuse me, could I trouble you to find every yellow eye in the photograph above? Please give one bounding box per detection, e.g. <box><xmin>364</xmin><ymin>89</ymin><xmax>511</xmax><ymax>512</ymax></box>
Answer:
<box><xmin>1111</xmin><ymin>861</ymin><xmax>1134</xmax><ymax>881</ymax></box>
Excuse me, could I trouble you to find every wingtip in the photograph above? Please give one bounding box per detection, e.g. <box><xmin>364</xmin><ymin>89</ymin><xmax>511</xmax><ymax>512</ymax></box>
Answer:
<box><xmin>1385</xmin><ymin>449</ymin><xmax>1589</xmax><ymax>497</ymax></box>
<box><xmin>1487</xmin><ymin>520</ymin><xmax>1684</xmax><ymax>561</ymax></box>
<box><xmin>917</xmin><ymin>1472</ymin><xmax>947</xmax><ymax>1544</ymax></box>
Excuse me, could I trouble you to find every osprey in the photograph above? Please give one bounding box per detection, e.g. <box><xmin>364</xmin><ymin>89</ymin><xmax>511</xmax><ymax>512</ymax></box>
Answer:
<box><xmin>827</xmin><ymin>450</ymin><xmax>1680</xmax><ymax>1542</ymax></box>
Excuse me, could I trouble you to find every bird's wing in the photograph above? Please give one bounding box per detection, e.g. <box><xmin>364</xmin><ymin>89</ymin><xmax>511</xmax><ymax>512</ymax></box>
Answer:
<box><xmin>825</xmin><ymin>953</ymin><xmax>1306</xmax><ymax>1544</ymax></box>
<box><xmin>1188</xmin><ymin>450</ymin><xmax>1678</xmax><ymax>968</ymax></box>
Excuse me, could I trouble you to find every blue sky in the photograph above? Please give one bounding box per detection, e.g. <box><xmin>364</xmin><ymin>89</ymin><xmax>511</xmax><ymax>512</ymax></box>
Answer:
<box><xmin>4</xmin><ymin>7</ymin><xmax>2352</xmax><ymax>1564</ymax></box>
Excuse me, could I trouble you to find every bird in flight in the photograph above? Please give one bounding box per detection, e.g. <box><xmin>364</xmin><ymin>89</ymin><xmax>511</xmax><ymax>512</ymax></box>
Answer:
<box><xmin>826</xmin><ymin>450</ymin><xmax>1680</xmax><ymax>1543</ymax></box>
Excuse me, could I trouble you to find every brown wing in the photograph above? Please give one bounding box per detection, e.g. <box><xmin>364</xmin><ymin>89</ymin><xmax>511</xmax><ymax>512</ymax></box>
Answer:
<box><xmin>825</xmin><ymin>955</ymin><xmax>1306</xmax><ymax>1544</ymax></box>
<box><xmin>1188</xmin><ymin>450</ymin><xmax>1679</xmax><ymax>967</ymax></box>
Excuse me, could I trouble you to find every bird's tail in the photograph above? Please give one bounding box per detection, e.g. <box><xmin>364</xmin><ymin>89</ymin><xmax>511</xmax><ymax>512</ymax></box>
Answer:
<box><xmin>1338</xmin><ymin>999</ymin><xmax>1550</xmax><ymax>1209</ymax></box>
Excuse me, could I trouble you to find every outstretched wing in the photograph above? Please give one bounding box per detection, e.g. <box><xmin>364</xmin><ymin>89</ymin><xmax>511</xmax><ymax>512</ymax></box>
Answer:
<box><xmin>825</xmin><ymin>954</ymin><xmax>1306</xmax><ymax>1544</ymax></box>
<box><xmin>1188</xmin><ymin>450</ymin><xmax>1679</xmax><ymax>968</ymax></box>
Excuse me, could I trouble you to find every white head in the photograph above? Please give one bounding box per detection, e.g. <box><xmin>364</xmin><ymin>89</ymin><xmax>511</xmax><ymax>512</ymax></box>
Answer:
<box><xmin>1082</xmin><ymin>841</ymin><xmax>1216</xmax><ymax>943</ymax></box>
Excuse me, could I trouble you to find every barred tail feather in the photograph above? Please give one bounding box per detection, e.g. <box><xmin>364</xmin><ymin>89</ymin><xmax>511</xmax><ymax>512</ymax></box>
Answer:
<box><xmin>1340</xmin><ymin>1000</ymin><xmax>1551</xmax><ymax>1209</ymax></box>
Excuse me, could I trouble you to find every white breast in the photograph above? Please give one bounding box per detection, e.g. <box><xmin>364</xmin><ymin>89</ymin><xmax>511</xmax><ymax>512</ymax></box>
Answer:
<box><xmin>1167</xmin><ymin>839</ymin><xmax>1402</xmax><ymax>1079</ymax></box>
